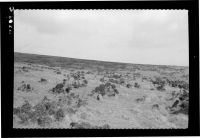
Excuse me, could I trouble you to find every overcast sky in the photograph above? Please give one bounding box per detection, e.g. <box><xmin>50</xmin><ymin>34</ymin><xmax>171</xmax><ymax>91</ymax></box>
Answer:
<box><xmin>14</xmin><ymin>10</ymin><xmax>189</xmax><ymax>66</ymax></box>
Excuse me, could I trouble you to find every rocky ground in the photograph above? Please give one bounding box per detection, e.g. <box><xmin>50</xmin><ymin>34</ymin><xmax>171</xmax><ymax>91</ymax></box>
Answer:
<box><xmin>13</xmin><ymin>53</ymin><xmax>189</xmax><ymax>129</ymax></box>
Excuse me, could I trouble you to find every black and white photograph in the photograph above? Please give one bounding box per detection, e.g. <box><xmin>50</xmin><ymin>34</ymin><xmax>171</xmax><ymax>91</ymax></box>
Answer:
<box><xmin>13</xmin><ymin>9</ymin><xmax>189</xmax><ymax>129</ymax></box>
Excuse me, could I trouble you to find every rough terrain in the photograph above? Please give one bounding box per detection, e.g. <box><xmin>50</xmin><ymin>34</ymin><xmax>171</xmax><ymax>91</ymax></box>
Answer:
<box><xmin>13</xmin><ymin>52</ymin><xmax>189</xmax><ymax>129</ymax></box>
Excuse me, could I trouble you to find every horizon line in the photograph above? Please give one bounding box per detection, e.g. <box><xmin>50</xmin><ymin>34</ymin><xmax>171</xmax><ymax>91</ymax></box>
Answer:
<box><xmin>14</xmin><ymin>51</ymin><xmax>189</xmax><ymax>67</ymax></box>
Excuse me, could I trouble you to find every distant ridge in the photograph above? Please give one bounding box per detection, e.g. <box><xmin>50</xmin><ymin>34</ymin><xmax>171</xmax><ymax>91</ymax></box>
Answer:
<box><xmin>14</xmin><ymin>52</ymin><xmax>187</xmax><ymax>70</ymax></box>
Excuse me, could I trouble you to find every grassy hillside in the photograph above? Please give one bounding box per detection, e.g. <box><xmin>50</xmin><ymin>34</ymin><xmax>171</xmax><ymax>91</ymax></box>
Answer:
<box><xmin>14</xmin><ymin>52</ymin><xmax>188</xmax><ymax>72</ymax></box>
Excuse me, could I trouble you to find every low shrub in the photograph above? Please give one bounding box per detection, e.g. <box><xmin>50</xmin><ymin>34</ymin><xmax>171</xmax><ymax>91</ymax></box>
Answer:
<box><xmin>57</xmin><ymin>95</ymin><xmax>72</xmax><ymax>107</ymax></box>
<box><xmin>65</xmin><ymin>86</ymin><xmax>72</xmax><ymax>93</ymax></box>
<box><xmin>66</xmin><ymin>107</ymin><xmax>77</xmax><ymax>115</ymax></box>
<box><xmin>83</xmin><ymin>79</ymin><xmax>88</xmax><ymax>85</ymax></box>
<box><xmin>152</xmin><ymin>104</ymin><xmax>159</xmax><ymax>110</ymax></box>
<box><xmin>57</xmin><ymin>71</ymin><xmax>61</xmax><ymax>74</ymax></box>
<box><xmin>126</xmin><ymin>84</ymin><xmax>132</xmax><ymax>88</ymax></box>
<box><xmin>17</xmin><ymin>83</ymin><xmax>33</xmax><ymax>92</ymax></box>
<box><xmin>72</xmin><ymin>81</ymin><xmax>79</xmax><ymax>88</ymax></box>
<box><xmin>100</xmin><ymin>78</ymin><xmax>105</xmax><ymax>82</ymax></box>
<box><xmin>179</xmin><ymin>90</ymin><xmax>189</xmax><ymax>101</ymax></box>
<box><xmin>119</xmin><ymin>78</ymin><xmax>125</xmax><ymax>84</ymax></box>
<box><xmin>13</xmin><ymin>107</ymin><xmax>21</xmax><ymax>115</ymax></box>
<box><xmin>135</xmin><ymin>96</ymin><xmax>146</xmax><ymax>103</ymax></box>
<box><xmin>18</xmin><ymin>112</ymin><xmax>30</xmax><ymax>124</ymax></box>
<box><xmin>76</xmin><ymin>99</ymin><xmax>88</xmax><ymax>108</ymax></box>
<box><xmin>39</xmin><ymin>78</ymin><xmax>47</xmax><ymax>83</ymax></box>
<box><xmin>112</xmin><ymin>74</ymin><xmax>121</xmax><ymax>79</ymax></box>
<box><xmin>81</xmin><ymin>71</ymin><xmax>85</xmax><ymax>74</ymax></box>
<box><xmin>51</xmin><ymin>83</ymin><xmax>64</xmax><ymax>94</ymax></box>
<box><xmin>114</xmin><ymin>89</ymin><xmax>119</xmax><ymax>94</ymax></box>
<box><xmin>179</xmin><ymin>100</ymin><xmax>189</xmax><ymax>114</ymax></box>
<box><xmin>93</xmin><ymin>83</ymin><xmax>119</xmax><ymax>97</ymax></box>
<box><xmin>167</xmin><ymin>80</ymin><xmax>189</xmax><ymax>91</ymax></box>
<box><xmin>109</xmin><ymin>78</ymin><xmax>119</xmax><ymax>84</ymax></box>
<box><xmin>13</xmin><ymin>96</ymin><xmax>67</xmax><ymax>127</ymax></box>
<box><xmin>94</xmin><ymin>84</ymin><xmax>106</xmax><ymax>96</ymax></box>
<box><xmin>70</xmin><ymin>122</ymin><xmax>93</xmax><ymax>129</ymax></box>
<box><xmin>69</xmin><ymin>93</ymin><xmax>75</xmax><ymax>98</ymax></box>
<box><xmin>71</xmin><ymin>72</ymin><xmax>81</xmax><ymax>80</ymax></box>
<box><xmin>156</xmin><ymin>84</ymin><xmax>165</xmax><ymax>91</ymax></box>
<box><xmin>22</xmin><ymin>66</ymin><xmax>29</xmax><ymax>72</ymax></box>
<box><xmin>63</xmin><ymin>79</ymin><xmax>67</xmax><ymax>83</ymax></box>
<box><xmin>134</xmin><ymin>82</ymin><xmax>140</xmax><ymax>88</ymax></box>
<box><xmin>169</xmin><ymin>90</ymin><xmax>189</xmax><ymax>115</ymax></box>
<box><xmin>70</xmin><ymin>122</ymin><xmax>111</xmax><ymax>129</ymax></box>
<box><xmin>86</xmin><ymin>71</ymin><xmax>92</xmax><ymax>74</ymax></box>
<box><xmin>37</xmin><ymin>116</ymin><xmax>52</xmax><ymax>127</ymax></box>
<box><xmin>151</xmin><ymin>77</ymin><xmax>165</xmax><ymax>86</ymax></box>
<box><xmin>20</xmin><ymin>100</ymin><xmax>32</xmax><ymax>114</ymax></box>
<box><xmin>100</xmin><ymin>124</ymin><xmax>110</xmax><ymax>129</ymax></box>
<box><xmin>54</xmin><ymin>109</ymin><xmax>65</xmax><ymax>121</ymax></box>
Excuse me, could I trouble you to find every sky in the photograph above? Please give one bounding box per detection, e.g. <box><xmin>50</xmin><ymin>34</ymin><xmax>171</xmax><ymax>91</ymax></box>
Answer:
<box><xmin>14</xmin><ymin>10</ymin><xmax>189</xmax><ymax>66</ymax></box>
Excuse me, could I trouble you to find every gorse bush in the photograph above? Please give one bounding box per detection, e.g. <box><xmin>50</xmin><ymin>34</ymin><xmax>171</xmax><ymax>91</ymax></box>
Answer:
<box><xmin>94</xmin><ymin>84</ymin><xmax>106</xmax><ymax>96</ymax></box>
<box><xmin>13</xmin><ymin>100</ymin><xmax>33</xmax><ymax>124</ymax></box>
<box><xmin>151</xmin><ymin>77</ymin><xmax>165</xmax><ymax>86</ymax></box>
<box><xmin>151</xmin><ymin>77</ymin><xmax>166</xmax><ymax>91</ymax></box>
<box><xmin>156</xmin><ymin>84</ymin><xmax>165</xmax><ymax>91</ymax></box>
<box><xmin>13</xmin><ymin>96</ymin><xmax>67</xmax><ymax>127</ymax></box>
<box><xmin>170</xmin><ymin>89</ymin><xmax>189</xmax><ymax>115</ymax></box>
<box><xmin>71</xmin><ymin>71</ymin><xmax>83</xmax><ymax>80</ymax></box>
<box><xmin>20</xmin><ymin>100</ymin><xmax>32</xmax><ymax>113</ymax></box>
<box><xmin>71</xmin><ymin>79</ymin><xmax>88</xmax><ymax>88</ymax></box>
<box><xmin>167</xmin><ymin>80</ymin><xmax>189</xmax><ymax>91</ymax></box>
<box><xmin>51</xmin><ymin>83</ymin><xmax>65</xmax><ymax>94</ymax></box>
<box><xmin>54</xmin><ymin>109</ymin><xmax>65</xmax><ymax>121</ymax></box>
<box><xmin>36</xmin><ymin>116</ymin><xmax>52</xmax><ymax>127</ymax></box>
<box><xmin>51</xmin><ymin>80</ymin><xmax>72</xmax><ymax>94</ymax></box>
<box><xmin>92</xmin><ymin>82</ymin><xmax>119</xmax><ymax>97</ymax></box>
<box><xmin>13</xmin><ymin>107</ymin><xmax>21</xmax><ymax>115</ymax></box>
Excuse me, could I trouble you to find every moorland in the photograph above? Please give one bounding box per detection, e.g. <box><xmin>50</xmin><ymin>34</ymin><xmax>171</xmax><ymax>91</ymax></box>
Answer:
<box><xmin>13</xmin><ymin>52</ymin><xmax>189</xmax><ymax>129</ymax></box>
